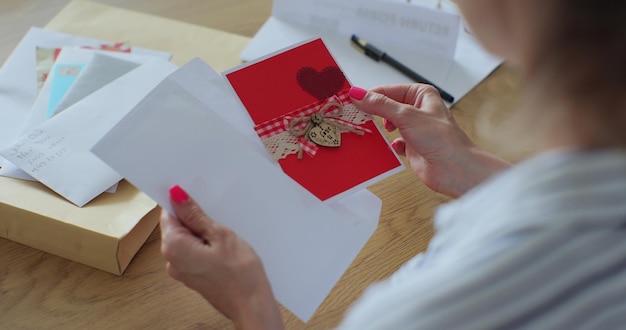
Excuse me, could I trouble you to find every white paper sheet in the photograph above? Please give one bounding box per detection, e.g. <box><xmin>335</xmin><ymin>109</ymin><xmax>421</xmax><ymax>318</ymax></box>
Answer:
<box><xmin>92</xmin><ymin>59</ymin><xmax>381</xmax><ymax>321</ymax></box>
<box><xmin>240</xmin><ymin>1</ymin><xmax>501</xmax><ymax>105</ymax></box>
<box><xmin>0</xmin><ymin>59</ymin><xmax>177</xmax><ymax>206</ymax></box>
<box><xmin>0</xmin><ymin>27</ymin><xmax>171</xmax><ymax>168</ymax></box>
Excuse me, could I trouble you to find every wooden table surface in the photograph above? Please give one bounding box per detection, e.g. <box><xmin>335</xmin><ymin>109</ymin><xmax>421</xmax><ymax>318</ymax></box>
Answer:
<box><xmin>0</xmin><ymin>1</ymin><xmax>521</xmax><ymax>329</ymax></box>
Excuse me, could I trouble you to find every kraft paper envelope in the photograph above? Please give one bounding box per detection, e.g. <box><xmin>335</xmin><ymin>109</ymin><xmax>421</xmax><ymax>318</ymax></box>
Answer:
<box><xmin>92</xmin><ymin>58</ymin><xmax>381</xmax><ymax>321</ymax></box>
<box><xmin>240</xmin><ymin>0</ymin><xmax>502</xmax><ymax>105</ymax></box>
<box><xmin>0</xmin><ymin>59</ymin><xmax>178</xmax><ymax>206</ymax></box>
<box><xmin>0</xmin><ymin>177</ymin><xmax>159</xmax><ymax>275</ymax></box>
<box><xmin>0</xmin><ymin>27</ymin><xmax>170</xmax><ymax>169</ymax></box>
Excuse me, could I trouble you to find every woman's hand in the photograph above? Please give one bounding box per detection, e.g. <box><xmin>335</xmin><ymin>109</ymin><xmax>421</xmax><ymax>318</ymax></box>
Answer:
<box><xmin>349</xmin><ymin>84</ymin><xmax>510</xmax><ymax>198</ymax></box>
<box><xmin>160</xmin><ymin>185</ymin><xmax>284</xmax><ymax>330</ymax></box>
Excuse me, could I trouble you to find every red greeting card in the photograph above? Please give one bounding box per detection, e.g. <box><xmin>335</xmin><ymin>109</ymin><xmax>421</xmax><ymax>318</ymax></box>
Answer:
<box><xmin>225</xmin><ymin>39</ymin><xmax>403</xmax><ymax>201</ymax></box>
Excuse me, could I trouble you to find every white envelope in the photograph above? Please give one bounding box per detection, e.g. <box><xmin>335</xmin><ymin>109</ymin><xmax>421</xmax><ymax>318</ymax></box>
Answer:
<box><xmin>0</xmin><ymin>49</ymin><xmax>155</xmax><ymax>181</ymax></box>
<box><xmin>0</xmin><ymin>59</ymin><xmax>178</xmax><ymax>206</ymax></box>
<box><xmin>0</xmin><ymin>27</ymin><xmax>171</xmax><ymax>168</ymax></box>
<box><xmin>53</xmin><ymin>51</ymin><xmax>146</xmax><ymax>116</ymax></box>
<box><xmin>91</xmin><ymin>58</ymin><xmax>381</xmax><ymax>321</ymax></box>
<box><xmin>274</xmin><ymin>0</ymin><xmax>461</xmax><ymax>59</ymax></box>
<box><xmin>240</xmin><ymin>1</ymin><xmax>502</xmax><ymax>105</ymax></box>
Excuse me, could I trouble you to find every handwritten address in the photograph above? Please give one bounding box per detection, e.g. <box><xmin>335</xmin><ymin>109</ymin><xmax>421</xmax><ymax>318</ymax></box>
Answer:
<box><xmin>3</xmin><ymin>129</ymin><xmax>69</xmax><ymax>175</ymax></box>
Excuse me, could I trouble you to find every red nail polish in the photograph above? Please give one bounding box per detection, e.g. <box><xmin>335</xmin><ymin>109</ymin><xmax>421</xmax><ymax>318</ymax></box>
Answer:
<box><xmin>169</xmin><ymin>185</ymin><xmax>189</xmax><ymax>204</ymax></box>
<box><xmin>384</xmin><ymin>119</ymin><xmax>393</xmax><ymax>131</ymax></box>
<box><xmin>348</xmin><ymin>86</ymin><xmax>367</xmax><ymax>100</ymax></box>
<box><xmin>391</xmin><ymin>140</ymin><xmax>403</xmax><ymax>151</ymax></box>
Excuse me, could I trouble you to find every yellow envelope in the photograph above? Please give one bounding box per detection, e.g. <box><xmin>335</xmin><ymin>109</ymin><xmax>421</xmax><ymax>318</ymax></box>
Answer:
<box><xmin>0</xmin><ymin>178</ymin><xmax>158</xmax><ymax>275</ymax></box>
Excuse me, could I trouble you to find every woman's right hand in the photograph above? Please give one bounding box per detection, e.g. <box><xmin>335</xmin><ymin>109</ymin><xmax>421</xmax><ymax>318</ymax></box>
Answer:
<box><xmin>349</xmin><ymin>84</ymin><xmax>510</xmax><ymax>198</ymax></box>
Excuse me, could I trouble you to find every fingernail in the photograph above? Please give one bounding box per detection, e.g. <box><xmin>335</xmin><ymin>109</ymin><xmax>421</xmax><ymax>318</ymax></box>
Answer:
<box><xmin>169</xmin><ymin>185</ymin><xmax>189</xmax><ymax>204</ymax></box>
<box><xmin>384</xmin><ymin>119</ymin><xmax>393</xmax><ymax>131</ymax></box>
<box><xmin>391</xmin><ymin>140</ymin><xmax>404</xmax><ymax>152</ymax></box>
<box><xmin>348</xmin><ymin>86</ymin><xmax>367</xmax><ymax>100</ymax></box>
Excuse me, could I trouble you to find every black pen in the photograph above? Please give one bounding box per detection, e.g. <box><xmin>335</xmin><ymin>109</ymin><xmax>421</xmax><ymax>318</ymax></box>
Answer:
<box><xmin>350</xmin><ymin>34</ymin><xmax>455</xmax><ymax>103</ymax></box>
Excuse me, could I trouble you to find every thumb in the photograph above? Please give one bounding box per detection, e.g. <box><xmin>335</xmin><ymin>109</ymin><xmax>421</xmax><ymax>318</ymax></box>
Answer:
<box><xmin>348</xmin><ymin>86</ymin><xmax>411</xmax><ymax>128</ymax></box>
<box><xmin>169</xmin><ymin>185</ymin><xmax>217</xmax><ymax>242</ymax></box>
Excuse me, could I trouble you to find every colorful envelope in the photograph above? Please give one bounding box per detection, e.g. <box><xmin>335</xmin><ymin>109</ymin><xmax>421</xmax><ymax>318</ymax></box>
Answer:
<box><xmin>225</xmin><ymin>39</ymin><xmax>403</xmax><ymax>201</ymax></box>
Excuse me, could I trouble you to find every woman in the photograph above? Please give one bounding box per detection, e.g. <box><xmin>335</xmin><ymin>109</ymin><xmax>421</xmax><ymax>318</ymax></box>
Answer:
<box><xmin>160</xmin><ymin>0</ymin><xmax>626</xmax><ymax>328</ymax></box>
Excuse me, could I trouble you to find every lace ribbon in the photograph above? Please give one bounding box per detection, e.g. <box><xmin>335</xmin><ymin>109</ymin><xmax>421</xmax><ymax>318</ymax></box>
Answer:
<box><xmin>254</xmin><ymin>91</ymin><xmax>373</xmax><ymax>161</ymax></box>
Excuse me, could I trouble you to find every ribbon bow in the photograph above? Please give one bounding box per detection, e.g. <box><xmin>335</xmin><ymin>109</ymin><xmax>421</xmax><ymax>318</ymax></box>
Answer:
<box><xmin>286</xmin><ymin>99</ymin><xmax>370</xmax><ymax>159</ymax></box>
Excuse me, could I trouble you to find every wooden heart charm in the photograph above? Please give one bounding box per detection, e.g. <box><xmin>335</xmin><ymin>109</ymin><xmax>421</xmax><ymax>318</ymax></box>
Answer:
<box><xmin>308</xmin><ymin>123</ymin><xmax>341</xmax><ymax>147</ymax></box>
<box><xmin>297</xmin><ymin>66</ymin><xmax>346</xmax><ymax>101</ymax></box>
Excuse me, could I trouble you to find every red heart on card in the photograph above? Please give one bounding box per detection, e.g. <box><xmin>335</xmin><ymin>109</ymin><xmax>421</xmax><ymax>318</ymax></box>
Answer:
<box><xmin>297</xmin><ymin>66</ymin><xmax>346</xmax><ymax>101</ymax></box>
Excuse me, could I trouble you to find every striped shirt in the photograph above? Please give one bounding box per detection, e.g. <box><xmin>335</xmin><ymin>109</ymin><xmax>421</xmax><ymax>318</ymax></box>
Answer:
<box><xmin>338</xmin><ymin>149</ymin><xmax>626</xmax><ymax>329</ymax></box>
